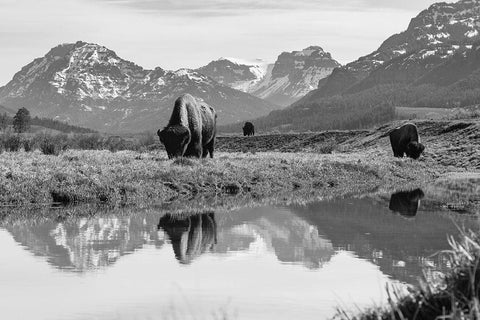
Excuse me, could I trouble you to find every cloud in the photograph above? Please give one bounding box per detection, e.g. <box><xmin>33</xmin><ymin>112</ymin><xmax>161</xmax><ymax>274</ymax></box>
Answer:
<box><xmin>88</xmin><ymin>0</ymin><xmax>440</xmax><ymax>15</ymax></box>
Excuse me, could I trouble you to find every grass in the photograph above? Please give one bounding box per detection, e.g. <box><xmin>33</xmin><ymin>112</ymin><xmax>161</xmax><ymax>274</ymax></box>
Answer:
<box><xmin>0</xmin><ymin>149</ymin><xmax>438</xmax><ymax>208</ymax></box>
<box><xmin>396</xmin><ymin>107</ymin><xmax>458</xmax><ymax>120</ymax></box>
<box><xmin>0</xmin><ymin>131</ymin><xmax>158</xmax><ymax>154</ymax></box>
<box><xmin>0</xmin><ymin>118</ymin><xmax>478</xmax><ymax>209</ymax></box>
<box><xmin>337</xmin><ymin>230</ymin><xmax>480</xmax><ymax>320</ymax></box>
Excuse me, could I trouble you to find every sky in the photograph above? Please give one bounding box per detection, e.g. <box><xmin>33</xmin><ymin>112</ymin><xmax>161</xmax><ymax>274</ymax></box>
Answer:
<box><xmin>0</xmin><ymin>0</ymin><xmax>446</xmax><ymax>85</ymax></box>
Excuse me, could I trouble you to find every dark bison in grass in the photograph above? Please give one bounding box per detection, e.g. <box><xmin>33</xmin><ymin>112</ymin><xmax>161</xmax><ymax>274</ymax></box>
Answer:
<box><xmin>158</xmin><ymin>94</ymin><xmax>217</xmax><ymax>158</ymax></box>
<box><xmin>389</xmin><ymin>189</ymin><xmax>425</xmax><ymax>217</ymax></box>
<box><xmin>389</xmin><ymin>123</ymin><xmax>425</xmax><ymax>159</ymax></box>
<box><xmin>158</xmin><ymin>212</ymin><xmax>217</xmax><ymax>264</ymax></box>
<box><xmin>243</xmin><ymin>122</ymin><xmax>255</xmax><ymax>136</ymax></box>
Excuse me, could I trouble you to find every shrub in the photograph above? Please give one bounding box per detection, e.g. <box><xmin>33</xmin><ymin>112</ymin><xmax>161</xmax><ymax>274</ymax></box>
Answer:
<box><xmin>316</xmin><ymin>138</ymin><xmax>337</xmax><ymax>154</ymax></box>
<box><xmin>39</xmin><ymin>134</ymin><xmax>69</xmax><ymax>155</ymax></box>
<box><xmin>104</xmin><ymin>136</ymin><xmax>134</xmax><ymax>152</ymax></box>
<box><xmin>137</xmin><ymin>132</ymin><xmax>157</xmax><ymax>149</ymax></box>
<box><xmin>3</xmin><ymin>135</ymin><xmax>22</xmax><ymax>152</ymax></box>
<box><xmin>73</xmin><ymin>134</ymin><xmax>103</xmax><ymax>150</ymax></box>
<box><xmin>40</xmin><ymin>138</ymin><xmax>59</xmax><ymax>155</ymax></box>
<box><xmin>22</xmin><ymin>138</ymin><xmax>36</xmax><ymax>152</ymax></box>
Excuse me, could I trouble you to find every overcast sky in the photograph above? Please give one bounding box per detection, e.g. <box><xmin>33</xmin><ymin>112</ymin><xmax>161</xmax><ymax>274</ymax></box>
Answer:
<box><xmin>0</xmin><ymin>0</ymin><xmax>445</xmax><ymax>85</ymax></box>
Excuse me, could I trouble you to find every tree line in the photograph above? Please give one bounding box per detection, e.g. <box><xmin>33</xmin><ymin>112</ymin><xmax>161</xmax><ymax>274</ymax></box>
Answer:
<box><xmin>0</xmin><ymin>108</ymin><xmax>96</xmax><ymax>134</ymax></box>
<box><xmin>220</xmin><ymin>78</ymin><xmax>480</xmax><ymax>134</ymax></box>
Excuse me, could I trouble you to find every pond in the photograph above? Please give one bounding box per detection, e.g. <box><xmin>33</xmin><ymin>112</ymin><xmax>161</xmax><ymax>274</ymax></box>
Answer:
<box><xmin>0</xmin><ymin>191</ymin><xmax>476</xmax><ymax>320</ymax></box>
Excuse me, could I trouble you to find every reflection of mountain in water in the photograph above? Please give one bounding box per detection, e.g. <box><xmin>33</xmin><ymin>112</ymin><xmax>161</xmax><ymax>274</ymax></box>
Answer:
<box><xmin>4</xmin><ymin>213</ymin><xmax>164</xmax><ymax>271</ymax></box>
<box><xmin>2</xmin><ymin>207</ymin><xmax>334</xmax><ymax>272</ymax></box>
<box><xmin>290</xmin><ymin>197</ymin><xmax>474</xmax><ymax>283</ymax></box>
<box><xmin>2</xmin><ymin>197</ymin><xmax>471</xmax><ymax>280</ymax></box>
<box><xmin>158</xmin><ymin>209</ymin><xmax>334</xmax><ymax>269</ymax></box>
<box><xmin>216</xmin><ymin>207</ymin><xmax>334</xmax><ymax>269</ymax></box>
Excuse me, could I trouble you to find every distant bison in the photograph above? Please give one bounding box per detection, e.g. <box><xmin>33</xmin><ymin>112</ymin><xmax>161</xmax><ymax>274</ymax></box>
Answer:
<box><xmin>243</xmin><ymin>122</ymin><xmax>255</xmax><ymax>136</ymax></box>
<box><xmin>389</xmin><ymin>189</ymin><xmax>425</xmax><ymax>217</ymax></box>
<box><xmin>158</xmin><ymin>94</ymin><xmax>216</xmax><ymax>158</ymax></box>
<box><xmin>389</xmin><ymin>123</ymin><xmax>425</xmax><ymax>159</ymax></box>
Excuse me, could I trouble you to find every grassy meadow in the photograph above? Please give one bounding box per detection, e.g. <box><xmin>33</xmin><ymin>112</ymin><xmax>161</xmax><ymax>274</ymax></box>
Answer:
<box><xmin>1</xmin><ymin>118</ymin><xmax>478</xmax><ymax>209</ymax></box>
<box><xmin>0</xmin><ymin>148</ymin><xmax>438</xmax><ymax>207</ymax></box>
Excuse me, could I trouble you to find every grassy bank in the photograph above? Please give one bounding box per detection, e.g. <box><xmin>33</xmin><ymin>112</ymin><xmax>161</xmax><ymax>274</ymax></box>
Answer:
<box><xmin>0</xmin><ymin>149</ymin><xmax>439</xmax><ymax>207</ymax></box>
<box><xmin>0</xmin><ymin>118</ymin><xmax>478</xmax><ymax>209</ymax></box>
<box><xmin>338</xmin><ymin>230</ymin><xmax>480</xmax><ymax>320</ymax></box>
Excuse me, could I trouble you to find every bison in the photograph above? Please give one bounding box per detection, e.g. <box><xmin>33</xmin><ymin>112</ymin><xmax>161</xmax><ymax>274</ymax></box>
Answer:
<box><xmin>389</xmin><ymin>123</ymin><xmax>425</xmax><ymax>159</ymax></box>
<box><xmin>158</xmin><ymin>94</ymin><xmax>216</xmax><ymax>158</ymax></box>
<box><xmin>243</xmin><ymin>122</ymin><xmax>255</xmax><ymax>136</ymax></box>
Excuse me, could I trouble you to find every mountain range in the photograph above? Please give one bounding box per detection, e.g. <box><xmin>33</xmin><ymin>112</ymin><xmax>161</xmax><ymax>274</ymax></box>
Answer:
<box><xmin>230</xmin><ymin>0</ymin><xmax>480</xmax><ymax>133</ymax></box>
<box><xmin>306</xmin><ymin>0</ymin><xmax>480</xmax><ymax>100</ymax></box>
<box><xmin>1</xmin><ymin>0</ymin><xmax>479</xmax><ymax>134</ymax></box>
<box><xmin>0</xmin><ymin>42</ymin><xmax>278</xmax><ymax>133</ymax></box>
<box><xmin>197</xmin><ymin>46</ymin><xmax>340</xmax><ymax>106</ymax></box>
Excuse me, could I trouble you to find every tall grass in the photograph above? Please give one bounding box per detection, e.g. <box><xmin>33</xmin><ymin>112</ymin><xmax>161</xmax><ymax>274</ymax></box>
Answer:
<box><xmin>338</xmin><ymin>230</ymin><xmax>480</xmax><ymax>320</ymax></box>
<box><xmin>0</xmin><ymin>132</ymin><xmax>160</xmax><ymax>155</ymax></box>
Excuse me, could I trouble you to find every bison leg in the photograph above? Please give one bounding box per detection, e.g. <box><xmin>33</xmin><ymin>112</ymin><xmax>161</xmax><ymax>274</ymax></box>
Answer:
<box><xmin>391</xmin><ymin>144</ymin><xmax>404</xmax><ymax>157</ymax></box>
<box><xmin>184</xmin><ymin>142</ymin><xmax>202</xmax><ymax>158</ymax></box>
<box><xmin>204</xmin><ymin>138</ymin><xmax>215</xmax><ymax>158</ymax></box>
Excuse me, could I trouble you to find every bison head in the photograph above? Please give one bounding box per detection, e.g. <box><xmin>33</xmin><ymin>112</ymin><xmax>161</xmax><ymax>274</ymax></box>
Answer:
<box><xmin>406</xmin><ymin>141</ymin><xmax>425</xmax><ymax>159</ymax></box>
<box><xmin>158</xmin><ymin>125</ymin><xmax>191</xmax><ymax>159</ymax></box>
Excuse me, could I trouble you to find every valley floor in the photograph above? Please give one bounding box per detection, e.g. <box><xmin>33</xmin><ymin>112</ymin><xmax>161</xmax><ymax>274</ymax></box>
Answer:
<box><xmin>0</xmin><ymin>119</ymin><xmax>478</xmax><ymax>212</ymax></box>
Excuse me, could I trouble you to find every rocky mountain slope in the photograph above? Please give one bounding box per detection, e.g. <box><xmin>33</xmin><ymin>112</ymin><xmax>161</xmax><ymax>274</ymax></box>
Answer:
<box><xmin>240</xmin><ymin>0</ymin><xmax>480</xmax><ymax>133</ymax></box>
<box><xmin>197</xmin><ymin>58</ymin><xmax>271</xmax><ymax>93</ymax></box>
<box><xmin>298</xmin><ymin>0</ymin><xmax>480</xmax><ymax>102</ymax></box>
<box><xmin>198</xmin><ymin>46</ymin><xmax>340</xmax><ymax>107</ymax></box>
<box><xmin>0</xmin><ymin>41</ymin><xmax>277</xmax><ymax>133</ymax></box>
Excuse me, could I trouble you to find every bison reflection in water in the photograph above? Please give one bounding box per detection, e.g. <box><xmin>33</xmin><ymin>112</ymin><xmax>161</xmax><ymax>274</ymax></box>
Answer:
<box><xmin>158</xmin><ymin>212</ymin><xmax>217</xmax><ymax>264</ymax></box>
<box><xmin>389</xmin><ymin>189</ymin><xmax>425</xmax><ymax>217</ymax></box>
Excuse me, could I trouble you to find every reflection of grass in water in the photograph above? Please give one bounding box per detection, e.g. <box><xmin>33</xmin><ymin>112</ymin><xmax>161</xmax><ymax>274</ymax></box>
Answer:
<box><xmin>338</xmin><ymin>230</ymin><xmax>480</xmax><ymax>320</ymax></box>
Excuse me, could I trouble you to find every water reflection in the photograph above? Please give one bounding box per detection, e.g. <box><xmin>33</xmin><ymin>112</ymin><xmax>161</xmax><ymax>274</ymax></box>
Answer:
<box><xmin>3</xmin><ymin>213</ymin><xmax>164</xmax><ymax>271</ymax></box>
<box><xmin>0</xmin><ymin>197</ymin><xmax>475</xmax><ymax>282</ymax></box>
<box><xmin>215</xmin><ymin>207</ymin><xmax>334</xmax><ymax>269</ymax></box>
<box><xmin>290</xmin><ymin>197</ymin><xmax>472</xmax><ymax>283</ymax></box>
<box><xmin>389</xmin><ymin>189</ymin><xmax>425</xmax><ymax>217</ymax></box>
<box><xmin>158</xmin><ymin>212</ymin><xmax>217</xmax><ymax>264</ymax></box>
<box><xmin>0</xmin><ymin>197</ymin><xmax>476</xmax><ymax>320</ymax></box>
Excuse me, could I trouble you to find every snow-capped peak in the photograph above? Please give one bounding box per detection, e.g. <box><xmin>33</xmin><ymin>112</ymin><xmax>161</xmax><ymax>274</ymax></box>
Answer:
<box><xmin>293</xmin><ymin>46</ymin><xmax>326</xmax><ymax>57</ymax></box>
<box><xmin>218</xmin><ymin>57</ymin><xmax>270</xmax><ymax>67</ymax></box>
<box><xmin>216</xmin><ymin>57</ymin><xmax>271</xmax><ymax>79</ymax></box>
<box><xmin>198</xmin><ymin>46</ymin><xmax>340</xmax><ymax>106</ymax></box>
<box><xmin>172</xmin><ymin>68</ymin><xmax>210</xmax><ymax>83</ymax></box>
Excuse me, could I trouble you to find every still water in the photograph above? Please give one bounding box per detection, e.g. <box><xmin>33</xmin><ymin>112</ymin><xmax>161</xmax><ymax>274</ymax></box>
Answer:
<box><xmin>0</xmin><ymin>192</ymin><xmax>476</xmax><ymax>320</ymax></box>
